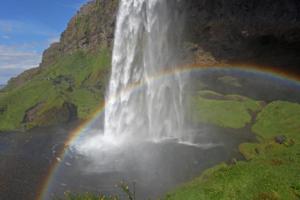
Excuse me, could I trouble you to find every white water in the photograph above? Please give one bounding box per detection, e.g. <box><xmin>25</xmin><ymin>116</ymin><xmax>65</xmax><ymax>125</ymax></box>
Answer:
<box><xmin>104</xmin><ymin>0</ymin><xmax>187</xmax><ymax>141</ymax></box>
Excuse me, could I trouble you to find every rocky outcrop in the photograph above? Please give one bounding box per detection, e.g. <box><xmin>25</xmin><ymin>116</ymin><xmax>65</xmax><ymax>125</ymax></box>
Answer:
<box><xmin>2</xmin><ymin>0</ymin><xmax>300</xmax><ymax>131</ymax></box>
<box><xmin>9</xmin><ymin>0</ymin><xmax>300</xmax><ymax>88</ymax></box>
<box><xmin>0</xmin><ymin>0</ymin><xmax>118</xmax><ymax>131</ymax></box>
<box><xmin>40</xmin><ymin>0</ymin><xmax>118</xmax><ymax>68</ymax></box>
<box><xmin>7</xmin><ymin>0</ymin><xmax>119</xmax><ymax>88</ymax></box>
<box><xmin>22</xmin><ymin>102</ymin><xmax>45</xmax><ymax>123</ymax></box>
<box><xmin>182</xmin><ymin>0</ymin><xmax>300</xmax><ymax>72</ymax></box>
<box><xmin>23</xmin><ymin>101</ymin><xmax>77</xmax><ymax>128</ymax></box>
<box><xmin>6</xmin><ymin>67</ymin><xmax>40</xmax><ymax>89</ymax></box>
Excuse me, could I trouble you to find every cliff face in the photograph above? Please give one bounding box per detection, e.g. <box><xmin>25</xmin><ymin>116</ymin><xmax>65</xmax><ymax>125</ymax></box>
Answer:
<box><xmin>8</xmin><ymin>0</ymin><xmax>300</xmax><ymax>89</ymax></box>
<box><xmin>34</xmin><ymin>0</ymin><xmax>300</xmax><ymax>73</ymax></box>
<box><xmin>182</xmin><ymin>0</ymin><xmax>300</xmax><ymax>71</ymax></box>
<box><xmin>41</xmin><ymin>0</ymin><xmax>118</xmax><ymax>67</ymax></box>
<box><xmin>0</xmin><ymin>0</ymin><xmax>119</xmax><ymax>131</ymax></box>
<box><xmin>7</xmin><ymin>0</ymin><xmax>119</xmax><ymax>88</ymax></box>
<box><xmin>1</xmin><ymin>0</ymin><xmax>300</xmax><ymax>131</ymax></box>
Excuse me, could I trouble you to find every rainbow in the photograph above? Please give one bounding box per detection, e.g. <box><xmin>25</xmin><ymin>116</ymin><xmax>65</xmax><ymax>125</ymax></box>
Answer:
<box><xmin>36</xmin><ymin>64</ymin><xmax>300</xmax><ymax>200</ymax></box>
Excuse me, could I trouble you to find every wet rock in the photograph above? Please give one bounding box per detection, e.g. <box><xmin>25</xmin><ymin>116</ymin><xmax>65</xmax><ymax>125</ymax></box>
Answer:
<box><xmin>183</xmin><ymin>0</ymin><xmax>300</xmax><ymax>72</ymax></box>
<box><xmin>22</xmin><ymin>102</ymin><xmax>78</xmax><ymax>128</ymax></box>
<box><xmin>63</xmin><ymin>102</ymin><xmax>78</xmax><ymax>122</ymax></box>
<box><xmin>22</xmin><ymin>102</ymin><xmax>45</xmax><ymax>123</ymax></box>
<box><xmin>0</xmin><ymin>105</ymin><xmax>7</xmax><ymax>115</ymax></box>
<box><xmin>274</xmin><ymin>135</ymin><xmax>287</xmax><ymax>144</ymax></box>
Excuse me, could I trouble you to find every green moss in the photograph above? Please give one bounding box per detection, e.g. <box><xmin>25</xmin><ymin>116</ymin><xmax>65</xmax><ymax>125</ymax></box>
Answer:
<box><xmin>0</xmin><ymin>80</ymin><xmax>57</xmax><ymax>130</ymax></box>
<box><xmin>70</xmin><ymin>88</ymin><xmax>102</xmax><ymax>119</ymax></box>
<box><xmin>0</xmin><ymin>48</ymin><xmax>110</xmax><ymax>131</ymax></box>
<box><xmin>252</xmin><ymin>101</ymin><xmax>300</xmax><ymax>141</ymax></box>
<box><xmin>190</xmin><ymin>90</ymin><xmax>263</xmax><ymax>129</ymax></box>
<box><xmin>165</xmin><ymin>100</ymin><xmax>300</xmax><ymax>200</ymax></box>
<box><xmin>56</xmin><ymin>192</ymin><xmax>118</xmax><ymax>200</ymax></box>
<box><xmin>165</xmin><ymin>143</ymin><xmax>300</xmax><ymax>200</ymax></box>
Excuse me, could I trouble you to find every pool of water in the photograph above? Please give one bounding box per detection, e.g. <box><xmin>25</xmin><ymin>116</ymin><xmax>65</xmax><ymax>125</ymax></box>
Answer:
<box><xmin>1</xmin><ymin>69</ymin><xmax>300</xmax><ymax>200</ymax></box>
<box><xmin>54</xmin><ymin>124</ymin><xmax>257</xmax><ymax>199</ymax></box>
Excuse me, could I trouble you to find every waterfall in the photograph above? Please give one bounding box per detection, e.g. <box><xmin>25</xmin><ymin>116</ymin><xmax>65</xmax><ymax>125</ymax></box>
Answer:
<box><xmin>104</xmin><ymin>0</ymin><xmax>186</xmax><ymax>141</ymax></box>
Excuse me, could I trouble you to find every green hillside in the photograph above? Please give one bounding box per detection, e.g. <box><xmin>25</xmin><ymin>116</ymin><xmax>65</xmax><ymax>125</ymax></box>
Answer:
<box><xmin>165</xmin><ymin>100</ymin><xmax>300</xmax><ymax>200</ymax></box>
<box><xmin>0</xmin><ymin>49</ymin><xmax>110</xmax><ymax>131</ymax></box>
<box><xmin>190</xmin><ymin>90</ymin><xmax>263</xmax><ymax>129</ymax></box>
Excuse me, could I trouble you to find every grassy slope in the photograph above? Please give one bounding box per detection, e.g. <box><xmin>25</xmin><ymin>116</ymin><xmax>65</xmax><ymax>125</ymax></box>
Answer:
<box><xmin>0</xmin><ymin>49</ymin><xmax>110</xmax><ymax>131</ymax></box>
<box><xmin>165</xmin><ymin>100</ymin><xmax>300</xmax><ymax>200</ymax></box>
<box><xmin>190</xmin><ymin>90</ymin><xmax>263</xmax><ymax>128</ymax></box>
<box><xmin>252</xmin><ymin>101</ymin><xmax>300</xmax><ymax>140</ymax></box>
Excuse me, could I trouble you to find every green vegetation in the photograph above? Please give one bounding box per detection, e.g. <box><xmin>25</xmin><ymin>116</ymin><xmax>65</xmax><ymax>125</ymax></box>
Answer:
<box><xmin>56</xmin><ymin>182</ymin><xmax>136</xmax><ymax>200</ymax></box>
<box><xmin>45</xmin><ymin>94</ymin><xmax>300</xmax><ymax>200</ymax></box>
<box><xmin>190</xmin><ymin>90</ymin><xmax>263</xmax><ymax>129</ymax></box>
<box><xmin>0</xmin><ymin>49</ymin><xmax>110</xmax><ymax>131</ymax></box>
<box><xmin>56</xmin><ymin>193</ymin><xmax>118</xmax><ymax>200</ymax></box>
<box><xmin>165</xmin><ymin>100</ymin><xmax>300</xmax><ymax>200</ymax></box>
<box><xmin>252</xmin><ymin>101</ymin><xmax>300</xmax><ymax>140</ymax></box>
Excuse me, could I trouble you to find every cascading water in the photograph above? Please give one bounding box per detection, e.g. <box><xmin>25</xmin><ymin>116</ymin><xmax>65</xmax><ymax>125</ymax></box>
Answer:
<box><xmin>105</xmin><ymin>0</ymin><xmax>186</xmax><ymax>141</ymax></box>
<box><xmin>104</xmin><ymin>0</ymin><xmax>184</xmax><ymax>139</ymax></box>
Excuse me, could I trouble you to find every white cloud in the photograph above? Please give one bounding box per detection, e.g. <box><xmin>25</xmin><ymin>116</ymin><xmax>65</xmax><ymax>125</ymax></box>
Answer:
<box><xmin>0</xmin><ymin>45</ymin><xmax>42</xmax><ymax>84</ymax></box>
<box><xmin>0</xmin><ymin>19</ymin><xmax>62</xmax><ymax>84</ymax></box>
<box><xmin>0</xmin><ymin>19</ymin><xmax>58</xmax><ymax>37</ymax></box>
<box><xmin>0</xmin><ymin>45</ymin><xmax>41</xmax><ymax>69</ymax></box>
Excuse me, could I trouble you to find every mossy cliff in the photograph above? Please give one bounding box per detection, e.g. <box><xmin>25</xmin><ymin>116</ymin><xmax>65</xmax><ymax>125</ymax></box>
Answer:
<box><xmin>1</xmin><ymin>0</ymin><xmax>300</xmax><ymax>131</ymax></box>
<box><xmin>183</xmin><ymin>0</ymin><xmax>300</xmax><ymax>71</ymax></box>
<box><xmin>0</xmin><ymin>0</ymin><xmax>119</xmax><ymax>131</ymax></box>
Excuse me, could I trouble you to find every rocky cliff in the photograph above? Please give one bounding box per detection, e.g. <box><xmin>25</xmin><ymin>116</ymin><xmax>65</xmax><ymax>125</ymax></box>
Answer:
<box><xmin>0</xmin><ymin>0</ymin><xmax>119</xmax><ymax>131</ymax></box>
<box><xmin>7</xmin><ymin>0</ymin><xmax>118</xmax><ymax>89</ymax></box>
<box><xmin>1</xmin><ymin>0</ymin><xmax>300</xmax><ymax>131</ymax></box>
<box><xmin>183</xmin><ymin>0</ymin><xmax>300</xmax><ymax>72</ymax></box>
<box><xmin>40</xmin><ymin>0</ymin><xmax>118</xmax><ymax>67</ymax></box>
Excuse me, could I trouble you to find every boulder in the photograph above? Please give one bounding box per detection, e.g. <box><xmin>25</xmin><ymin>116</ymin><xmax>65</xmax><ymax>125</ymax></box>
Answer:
<box><xmin>274</xmin><ymin>135</ymin><xmax>287</xmax><ymax>144</ymax></box>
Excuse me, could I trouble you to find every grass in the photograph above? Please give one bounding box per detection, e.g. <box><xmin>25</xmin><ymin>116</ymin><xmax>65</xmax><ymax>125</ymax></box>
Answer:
<box><xmin>165</xmin><ymin>146</ymin><xmax>300</xmax><ymax>200</ymax></box>
<box><xmin>164</xmin><ymin>100</ymin><xmax>300</xmax><ymax>200</ymax></box>
<box><xmin>190</xmin><ymin>90</ymin><xmax>263</xmax><ymax>129</ymax></box>
<box><xmin>252</xmin><ymin>101</ymin><xmax>300</xmax><ymax>141</ymax></box>
<box><xmin>0</xmin><ymin>48</ymin><xmax>110</xmax><ymax>131</ymax></box>
<box><xmin>56</xmin><ymin>193</ymin><xmax>119</xmax><ymax>200</ymax></box>
<box><xmin>55</xmin><ymin>182</ymin><xmax>136</xmax><ymax>200</ymax></box>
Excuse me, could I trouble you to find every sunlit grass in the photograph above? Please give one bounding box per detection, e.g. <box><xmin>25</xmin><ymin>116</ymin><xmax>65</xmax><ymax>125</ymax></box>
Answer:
<box><xmin>190</xmin><ymin>90</ymin><xmax>263</xmax><ymax>129</ymax></box>
<box><xmin>165</xmin><ymin>100</ymin><xmax>300</xmax><ymax>200</ymax></box>
<box><xmin>0</xmin><ymin>49</ymin><xmax>110</xmax><ymax>131</ymax></box>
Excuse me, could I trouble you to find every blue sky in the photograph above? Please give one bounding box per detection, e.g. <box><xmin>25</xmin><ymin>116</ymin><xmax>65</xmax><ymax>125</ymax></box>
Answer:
<box><xmin>0</xmin><ymin>0</ymin><xmax>88</xmax><ymax>84</ymax></box>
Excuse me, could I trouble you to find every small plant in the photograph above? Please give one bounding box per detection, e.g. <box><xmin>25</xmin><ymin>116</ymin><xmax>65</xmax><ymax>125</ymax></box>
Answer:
<box><xmin>55</xmin><ymin>181</ymin><xmax>137</xmax><ymax>200</ymax></box>
<box><xmin>56</xmin><ymin>192</ymin><xmax>119</xmax><ymax>200</ymax></box>
<box><xmin>117</xmin><ymin>181</ymin><xmax>136</xmax><ymax>200</ymax></box>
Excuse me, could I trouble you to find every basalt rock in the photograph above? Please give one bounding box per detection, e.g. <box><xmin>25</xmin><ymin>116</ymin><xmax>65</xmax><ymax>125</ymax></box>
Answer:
<box><xmin>182</xmin><ymin>0</ymin><xmax>300</xmax><ymax>73</ymax></box>
<box><xmin>274</xmin><ymin>135</ymin><xmax>287</xmax><ymax>144</ymax></box>
<box><xmin>23</xmin><ymin>101</ymin><xmax>78</xmax><ymax>128</ymax></box>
